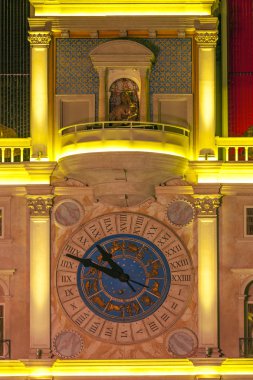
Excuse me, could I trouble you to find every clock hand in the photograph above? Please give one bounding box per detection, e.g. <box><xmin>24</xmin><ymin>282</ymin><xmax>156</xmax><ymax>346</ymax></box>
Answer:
<box><xmin>67</xmin><ymin>253</ymin><xmax>137</xmax><ymax>292</ymax></box>
<box><xmin>96</xmin><ymin>244</ymin><xmax>124</xmax><ymax>273</ymax></box>
<box><xmin>96</xmin><ymin>246</ymin><xmax>149</xmax><ymax>289</ymax></box>
<box><xmin>66</xmin><ymin>254</ymin><xmax>148</xmax><ymax>292</ymax></box>
<box><xmin>66</xmin><ymin>253</ymin><xmax>136</xmax><ymax>292</ymax></box>
<box><xmin>66</xmin><ymin>253</ymin><xmax>124</xmax><ymax>279</ymax></box>
<box><xmin>128</xmin><ymin>278</ymin><xmax>149</xmax><ymax>288</ymax></box>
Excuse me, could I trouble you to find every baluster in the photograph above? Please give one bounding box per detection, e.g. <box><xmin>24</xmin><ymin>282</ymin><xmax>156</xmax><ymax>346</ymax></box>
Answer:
<box><xmin>11</xmin><ymin>148</ymin><xmax>14</xmax><ymax>162</ymax></box>
<box><xmin>225</xmin><ymin>147</ymin><xmax>229</xmax><ymax>161</ymax></box>
<box><xmin>20</xmin><ymin>148</ymin><xmax>24</xmax><ymax>162</ymax></box>
<box><xmin>2</xmin><ymin>148</ymin><xmax>5</xmax><ymax>163</ymax></box>
<box><xmin>245</xmin><ymin>147</ymin><xmax>249</xmax><ymax>161</ymax></box>
<box><xmin>235</xmin><ymin>147</ymin><xmax>239</xmax><ymax>161</ymax></box>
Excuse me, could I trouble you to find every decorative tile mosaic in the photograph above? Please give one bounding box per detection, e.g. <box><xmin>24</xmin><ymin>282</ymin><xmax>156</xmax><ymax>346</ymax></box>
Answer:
<box><xmin>56</xmin><ymin>38</ymin><xmax>192</xmax><ymax>120</ymax></box>
<box><xmin>138</xmin><ymin>38</ymin><xmax>192</xmax><ymax>95</ymax></box>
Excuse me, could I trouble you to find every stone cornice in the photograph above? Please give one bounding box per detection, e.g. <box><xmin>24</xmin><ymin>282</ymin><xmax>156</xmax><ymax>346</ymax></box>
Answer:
<box><xmin>28</xmin><ymin>16</ymin><xmax>218</xmax><ymax>34</ymax></box>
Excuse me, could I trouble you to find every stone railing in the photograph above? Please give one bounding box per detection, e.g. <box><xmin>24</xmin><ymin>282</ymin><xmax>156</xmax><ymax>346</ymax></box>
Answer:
<box><xmin>0</xmin><ymin>138</ymin><xmax>31</xmax><ymax>162</ymax></box>
<box><xmin>239</xmin><ymin>337</ymin><xmax>253</xmax><ymax>358</ymax></box>
<box><xmin>59</xmin><ymin>121</ymin><xmax>190</xmax><ymax>136</ymax></box>
<box><xmin>57</xmin><ymin>121</ymin><xmax>191</xmax><ymax>160</ymax></box>
<box><xmin>215</xmin><ymin>136</ymin><xmax>253</xmax><ymax>162</ymax></box>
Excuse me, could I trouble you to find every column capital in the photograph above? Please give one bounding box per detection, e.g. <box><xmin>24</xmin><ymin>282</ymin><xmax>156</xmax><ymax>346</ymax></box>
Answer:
<box><xmin>193</xmin><ymin>195</ymin><xmax>222</xmax><ymax>216</ymax></box>
<box><xmin>27</xmin><ymin>195</ymin><xmax>54</xmax><ymax>216</ymax></box>
<box><xmin>28</xmin><ymin>31</ymin><xmax>52</xmax><ymax>47</ymax></box>
<box><xmin>194</xmin><ymin>30</ymin><xmax>218</xmax><ymax>47</ymax></box>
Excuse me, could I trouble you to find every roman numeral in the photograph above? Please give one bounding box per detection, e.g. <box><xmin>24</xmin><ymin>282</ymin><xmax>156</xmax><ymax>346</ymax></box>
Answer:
<box><xmin>60</xmin><ymin>259</ymin><xmax>73</xmax><ymax>269</ymax></box>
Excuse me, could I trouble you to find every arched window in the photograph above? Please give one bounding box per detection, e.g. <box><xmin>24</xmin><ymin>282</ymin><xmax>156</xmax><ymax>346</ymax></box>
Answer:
<box><xmin>244</xmin><ymin>281</ymin><xmax>253</xmax><ymax>356</ymax></box>
<box><xmin>109</xmin><ymin>78</ymin><xmax>139</xmax><ymax>122</ymax></box>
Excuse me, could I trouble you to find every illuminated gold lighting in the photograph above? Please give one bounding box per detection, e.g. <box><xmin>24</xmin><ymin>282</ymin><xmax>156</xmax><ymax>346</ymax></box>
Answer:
<box><xmin>30</xmin><ymin>1</ymin><xmax>214</xmax><ymax>17</ymax></box>
<box><xmin>189</xmin><ymin>162</ymin><xmax>253</xmax><ymax>184</ymax></box>
<box><xmin>2</xmin><ymin>359</ymin><xmax>253</xmax><ymax>377</ymax></box>
<box><xmin>198</xmin><ymin>217</ymin><xmax>218</xmax><ymax>347</ymax></box>
<box><xmin>56</xmin><ymin>140</ymin><xmax>188</xmax><ymax>161</ymax></box>
<box><xmin>30</xmin><ymin>217</ymin><xmax>50</xmax><ymax>349</ymax></box>
<box><xmin>0</xmin><ymin>163</ymin><xmax>55</xmax><ymax>185</ymax></box>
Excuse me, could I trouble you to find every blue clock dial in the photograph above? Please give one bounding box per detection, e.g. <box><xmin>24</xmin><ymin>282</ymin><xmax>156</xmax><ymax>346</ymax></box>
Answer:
<box><xmin>56</xmin><ymin>212</ymin><xmax>194</xmax><ymax>344</ymax></box>
<box><xmin>77</xmin><ymin>234</ymin><xmax>171</xmax><ymax>323</ymax></box>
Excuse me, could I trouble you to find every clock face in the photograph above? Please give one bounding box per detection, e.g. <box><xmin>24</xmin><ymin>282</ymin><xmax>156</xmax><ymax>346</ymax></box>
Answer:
<box><xmin>56</xmin><ymin>212</ymin><xmax>194</xmax><ymax>344</ymax></box>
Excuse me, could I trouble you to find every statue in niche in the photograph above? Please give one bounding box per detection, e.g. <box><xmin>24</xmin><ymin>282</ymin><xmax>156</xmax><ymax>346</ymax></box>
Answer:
<box><xmin>109</xmin><ymin>78</ymin><xmax>139</xmax><ymax>122</ymax></box>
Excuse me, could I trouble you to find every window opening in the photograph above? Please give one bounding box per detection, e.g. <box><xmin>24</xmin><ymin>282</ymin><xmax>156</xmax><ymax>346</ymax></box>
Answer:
<box><xmin>245</xmin><ymin>207</ymin><xmax>253</xmax><ymax>236</ymax></box>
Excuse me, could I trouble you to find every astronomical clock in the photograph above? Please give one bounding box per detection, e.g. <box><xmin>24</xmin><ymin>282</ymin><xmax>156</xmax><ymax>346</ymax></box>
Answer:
<box><xmin>52</xmin><ymin>208</ymin><xmax>196</xmax><ymax>359</ymax></box>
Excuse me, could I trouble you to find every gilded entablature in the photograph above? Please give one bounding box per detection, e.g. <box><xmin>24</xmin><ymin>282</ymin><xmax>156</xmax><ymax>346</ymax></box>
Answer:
<box><xmin>193</xmin><ymin>195</ymin><xmax>222</xmax><ymax>216</ymax></box>
<box><xmin>194</xmin><ymin>30</ymin><xmax>218</xmax><ymax>47</ymax></box>
<box><xmin>27</xmin><ymin>195</ymin><xmax>54</xmax><ymax>216</ymax></box>
<box><xmin>28</xmin><ymin>31</ymin><xmax>51</xmax><ymax>46</ymax></box>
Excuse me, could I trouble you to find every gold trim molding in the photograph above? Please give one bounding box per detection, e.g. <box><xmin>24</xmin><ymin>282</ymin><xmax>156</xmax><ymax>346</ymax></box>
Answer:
<box><xmin>27</xmin><ymin>195</ymin><xmax>54</xmax><ymax>216</ymax></box>
<box><xmin>28</xmin><ymin>31</ymin><xmax>52</xmax><ymax>47</ymax></box>
<box><xmin>194</xmin><ymin>30</ymin><xmax>218</xmax><ymax>47</ymax></box>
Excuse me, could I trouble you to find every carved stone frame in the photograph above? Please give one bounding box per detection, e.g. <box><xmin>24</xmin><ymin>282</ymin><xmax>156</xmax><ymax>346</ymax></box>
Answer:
<box><xmin>89</xmin><ymin>40</ymin><xmax>154</xmax><ymax>121</ymax></box>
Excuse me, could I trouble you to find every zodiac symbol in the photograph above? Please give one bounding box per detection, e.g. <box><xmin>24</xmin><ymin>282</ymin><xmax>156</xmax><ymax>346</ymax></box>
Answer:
<box><xmin>92</xmin><ymin>295</ymin><xmax>106</xmax><ymax>308</ymax></box>
<box><xmin>150</xmin><ymin>281</ymin><xmax>161</xmax><ymax>297</ymax></box>
<box><xmin>110</xmin><ymin>241</ymin><xmax>124</xmax><ymax>255</ymax></box>
<box><xmin>84</xmin><ymin>279</ymin><xmax>99</xmax><ymax>295</ymax></box>
<box><xmin>147</xmin><ymin>261</ymin><xmax>161</xmax><ymax>277</ymax></box>
<box><xmin>141</xmin><ymin>294</ymin><xmax>154</xmax><ymax>306</ymax></box>
<box><xmin>125</xmin><ymin>302</ymin><xmax>141</xmax><ymax>316</ymax></box>
<box><xmin>107</xmin><ymin>302</ymin><xmax>124</xmax><ymax>317</ymax></box>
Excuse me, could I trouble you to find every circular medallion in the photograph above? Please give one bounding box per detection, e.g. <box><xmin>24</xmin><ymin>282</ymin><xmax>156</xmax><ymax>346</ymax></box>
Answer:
<box><xmin>54</xmin><ymin>200</ymin><xmax>83</xmax><ymax>227</ymax></box>
<box><xmin>167</xmin><ymin>328</ymin><xmax>198</xmax><ymax>357</ymax></box>
<box><xmin>56</xmin><ymin>212</ymin><xmax>194</xmax><ymax>344</ymax></box>
<box><xmin>53</xmin><ymin>330</ymin><xmax>84</xmax><ymax>358</ymax></box>
<box><xmin>167</xmin><ymin>200</ymin><xmax>194</xmax><ymax>227</ymax></box>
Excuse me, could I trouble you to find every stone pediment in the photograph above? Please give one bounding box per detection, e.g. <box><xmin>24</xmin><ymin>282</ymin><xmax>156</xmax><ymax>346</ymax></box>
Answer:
<box><xmin>90</xmin><ymin>40</ymin><xmax>154</xmax><ymax>67</ymax></box>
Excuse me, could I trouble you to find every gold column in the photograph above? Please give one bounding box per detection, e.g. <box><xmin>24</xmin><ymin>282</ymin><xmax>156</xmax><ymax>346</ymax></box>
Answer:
<box><xmin>195</xmin><ymin>30</ymin><xmax>218</xmax><ymax>159</ymax></box>
<box><xmin>28</xmin><ymin>31</ymin><xmax>51</xmax><ymax>159</ymax></box>
<box><xmin>194</xmin><ymin>195</ymin><xmax>222</xmax><ymax>357</ymax></box>
<box><xmin>27</xmin><ymin>195</ymin><xmax>53</xmax><ymax>358</ymax></box>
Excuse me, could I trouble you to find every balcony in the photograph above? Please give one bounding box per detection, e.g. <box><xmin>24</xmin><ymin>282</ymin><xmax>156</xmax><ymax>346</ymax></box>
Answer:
<box><xmin>58</xmin><ymin>121</ymin><xmax>190</xmax><ymax>159</ymax></box>
<box><xmin>239</xmin><ymin>338</ymin><xmax>253</xmax><ymax>358</ymax></box>
<box><xmin>216</xmin><ymin>136</ymin><xmax>253</xmax><ymax>162</ymax></box>
<box><xmin>0</xmin><ymin>138</ymin><xmax>31</xmax><ymax>163</ymax></box>
<box><xmin>55</xmin><ymin>121</ymin><xmax>190</xmax><ymax>206</ymax></box>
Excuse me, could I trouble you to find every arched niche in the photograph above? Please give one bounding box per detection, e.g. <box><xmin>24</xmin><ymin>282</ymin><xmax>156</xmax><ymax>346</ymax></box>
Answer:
<box><xmin>89</xmin><ymin>40</ymin><xmax>154</xmax><ymax>122</ymax></box>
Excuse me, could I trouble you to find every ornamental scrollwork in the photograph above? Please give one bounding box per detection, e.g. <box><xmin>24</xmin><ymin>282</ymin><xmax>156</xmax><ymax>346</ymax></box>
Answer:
<box><xmin>194</xmin><ymin>31</ymin><xmax>218</xmax><ymax>47</ymax></box>
<box><xmin>193</xmin><ymin>196</ymin><xmax>222</xmax><ymax>216</ymax></box>
<box><xmin>28</xmin><ymin>31</ymin><xmax>51</xmax><ymax>47</ymax></box>
<box><xmin>27</xmin><ymin>196</ymin><xmax>54</xmax><ymax>216</ymax></box>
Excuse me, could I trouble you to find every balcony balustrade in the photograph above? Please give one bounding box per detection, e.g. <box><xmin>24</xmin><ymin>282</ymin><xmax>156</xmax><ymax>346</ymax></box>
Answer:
<box><xmin>239</xmin><ymin>338</ymin><xmax>253</xmax><ymax>358</ymax></box>
<box><xmin>59</xmin><ymin>121</ymin><xmax>190</xmax><ymax>136</ymax></box>
<box><xmin>0</xmin><ymin>138</ymin><xmax>31</xmax><ymax>163</ymax></box>
<box><xmin>216</xmin><ymin>137</ymin><xmax>253</xmax><ymax>162</ymax></box>
<box><xmin>57</xmin><ymin>121</ymin><xmax>190</xmax><ymax>160</ymax></box>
